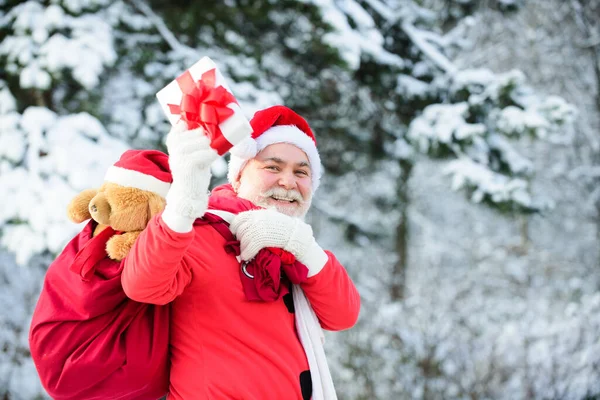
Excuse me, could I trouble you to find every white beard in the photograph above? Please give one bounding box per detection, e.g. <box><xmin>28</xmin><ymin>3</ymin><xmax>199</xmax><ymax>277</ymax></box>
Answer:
<box><xmin>253</xmin><ymin>196</ymin><xmax>312</xmax><ymax>219</ymax></box>
<box><xmin>238</xmin><ymin>185</ymin><xmax>312</xmax><ymax>218</ymax></box>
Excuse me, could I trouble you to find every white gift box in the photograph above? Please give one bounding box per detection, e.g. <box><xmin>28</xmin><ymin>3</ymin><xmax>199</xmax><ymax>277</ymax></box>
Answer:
<box><xmin>156</xmin><ymin>56</ymin><xmax>252</xmax><ymax>155</ymax></box>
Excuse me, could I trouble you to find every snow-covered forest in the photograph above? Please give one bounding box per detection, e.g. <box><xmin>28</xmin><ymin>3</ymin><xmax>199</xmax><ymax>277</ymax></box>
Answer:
<box><xmin>1</xmin><ymin>0</ymin><xmax>599</xmax><ymax>398</ymax></box>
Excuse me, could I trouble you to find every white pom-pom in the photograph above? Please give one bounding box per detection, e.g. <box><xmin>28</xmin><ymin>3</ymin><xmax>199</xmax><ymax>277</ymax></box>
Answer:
<box><xmin>229</xmin><ymin>137</ymin><xmax>257</xmax><ymax>159</ymax></box>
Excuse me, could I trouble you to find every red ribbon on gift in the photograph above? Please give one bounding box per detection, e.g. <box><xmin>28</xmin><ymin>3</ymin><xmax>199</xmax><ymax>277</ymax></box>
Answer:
<box><xmin>168</xmin><ymin>68</ymin><xmax>237</xmax><ymax>155</ymax></box>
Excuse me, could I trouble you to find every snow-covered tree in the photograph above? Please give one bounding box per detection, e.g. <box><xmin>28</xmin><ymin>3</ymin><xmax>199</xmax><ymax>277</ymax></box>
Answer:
<box><xmin>0</xmin><ymin>1</ymin><xmax>130</xmax><ymax>396</ymax></box>
<box><xmin>324</xmin><ymin>1</ymin><xmax>598</xmax><ymax>399</ymax></box>
<box><xmin>0</xmin><ymin>1</ymin><xmax>133</xmax><ymax>264</ymax></box>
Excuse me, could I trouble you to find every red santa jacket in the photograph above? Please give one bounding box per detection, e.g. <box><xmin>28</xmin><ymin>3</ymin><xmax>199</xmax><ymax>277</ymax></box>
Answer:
<box><xmin>121</xmin><ymin>184</ymin><xmax>360</xmax><ymax>400</ymax></box>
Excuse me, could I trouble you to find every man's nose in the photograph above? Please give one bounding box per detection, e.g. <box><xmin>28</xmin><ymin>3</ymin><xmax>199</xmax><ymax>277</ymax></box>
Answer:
<box><xmin>278</xmin><ymin>172</ymin><xmax>297</xmax><ymax>189</ymax></box>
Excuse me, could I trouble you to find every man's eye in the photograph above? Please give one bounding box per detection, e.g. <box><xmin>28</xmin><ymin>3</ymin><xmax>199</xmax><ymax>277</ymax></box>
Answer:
<box><xmin>295</xmin><ymin>170</ymin><xmax>309</xmax><ymax>176</ymax></box>
<box><xmin>265</xmin><ymin>165</ymin><xmax>279</xmax><ymax>171</ymax></box>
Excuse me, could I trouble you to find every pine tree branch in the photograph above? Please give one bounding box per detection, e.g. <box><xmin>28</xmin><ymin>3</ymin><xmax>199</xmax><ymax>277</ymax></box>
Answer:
<box><xmin>401</xmin><ymin>21</ymin><xmax>458</xmax><ymax>76</ymax></box>
<box><xmin>129</xmin><ymin>0</ymin><xmax>198</xmax><ymax>58</ymax></box>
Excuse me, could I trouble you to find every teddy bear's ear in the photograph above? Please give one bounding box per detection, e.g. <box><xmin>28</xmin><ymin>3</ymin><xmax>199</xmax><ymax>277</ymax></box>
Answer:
<box><xmin>147</xmin><ymin>193</ymin><xmax>167</xmax><ymax>219</ymax></box>
<box><xmin>67</xmin><ymin>188</ymin><xmax>98</xmax><ymax>223</ymax></box>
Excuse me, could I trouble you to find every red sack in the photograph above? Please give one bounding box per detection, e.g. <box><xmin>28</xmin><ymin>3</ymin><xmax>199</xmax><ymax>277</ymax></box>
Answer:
<box><xmin>29</xmin><ymin>221</ymin><xmax>170</xmax><ymax>400</ymax></box>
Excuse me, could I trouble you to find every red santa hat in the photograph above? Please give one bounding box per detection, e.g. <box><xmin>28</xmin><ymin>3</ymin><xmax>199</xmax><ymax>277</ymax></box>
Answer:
<box><xmin>104</xmin><ymin>149</ymin><xmax>172</xmax><ymax>197</ymax></box>
<box><xmin>228</xmin><ymin>105</ymin><xmax>322</xmax><ymax>191</ymax></box>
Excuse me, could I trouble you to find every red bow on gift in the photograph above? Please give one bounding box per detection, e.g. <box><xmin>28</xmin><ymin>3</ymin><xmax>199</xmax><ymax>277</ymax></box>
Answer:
<box><xmin>168</xmin><ymin>68</ymin><xmax>237</xmax><ymax>155</ymax></box>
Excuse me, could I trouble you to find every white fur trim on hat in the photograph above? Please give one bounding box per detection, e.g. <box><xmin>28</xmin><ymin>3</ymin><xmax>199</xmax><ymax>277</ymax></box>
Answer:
<box><xmin>227</xmin><ymin>125</ymin><xmax>322</xmax><ymax>191</ymax></box>
<box><xmin>105</xmin><ymin>166</ymin><xmax>171</xmax><ymax>197</ymax></box>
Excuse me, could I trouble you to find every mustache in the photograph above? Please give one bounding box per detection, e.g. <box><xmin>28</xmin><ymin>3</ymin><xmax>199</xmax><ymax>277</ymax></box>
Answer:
<box><xmin>262</xmin><ymin>187</ymin><xmax>304</xmax><ymax>203</ymax></box>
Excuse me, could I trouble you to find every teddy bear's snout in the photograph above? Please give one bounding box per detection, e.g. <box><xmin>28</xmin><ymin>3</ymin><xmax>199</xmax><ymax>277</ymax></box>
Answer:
<box><xmin>88</xmin><ymin>193</ymin><xmax>111</xmax><ymax>225</ymax></box>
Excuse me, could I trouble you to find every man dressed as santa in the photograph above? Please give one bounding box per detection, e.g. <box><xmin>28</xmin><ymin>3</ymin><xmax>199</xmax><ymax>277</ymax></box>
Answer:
<box><xmin>122</xmin><ymin>105</ymin><xmax>361</xmax><ymax>400</ymax></box>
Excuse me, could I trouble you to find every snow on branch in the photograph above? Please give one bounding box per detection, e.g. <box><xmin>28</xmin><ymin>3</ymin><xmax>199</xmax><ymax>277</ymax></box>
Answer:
<box><xmin>130</xmin><ymin>0</ymin><xmax>198</xmax><ymax>58</ymax></box>
<box><xmin>401</xmin><ymin>21</ymin><xmax>458</xmax><ymax>75</ymax></box>
<box><xmin>407</xmin><ymin>102</ymin><xmax>485</xmax><ymax>153</ymax></box>
<box><xmin>362</xmin><ymin>0</ymin><xmax>397</xmax><ymax>21</ymax></box>
<box><xmin>444</xmin><ymin>157</ymin><xmax>538</xmax><ymax>209</ymax></box>
<box><xmin>0</xmin><ymin>105</ymin><xmax>129</xmax><ymax>265</ymax></box>
<box><xmin>1</xmin><ymin>3</ymin><xmax>116</xmax><ymax>90</ymax></box>
<box><xmin>360</xmin><ymin>0</ymin><xmax>455</xmax><ymax>73</ymax></box>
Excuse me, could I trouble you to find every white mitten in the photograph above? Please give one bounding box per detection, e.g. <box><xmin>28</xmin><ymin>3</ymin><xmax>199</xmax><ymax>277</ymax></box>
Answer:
<box><xmin>230</xmin><ymin>209</ymin><xmax>328</xmax><ymax>277</ymax></box>
<box><xmin>162</xmin><ymin>121</ymin><xmax>218</xmax><ymax>233</ymax></box>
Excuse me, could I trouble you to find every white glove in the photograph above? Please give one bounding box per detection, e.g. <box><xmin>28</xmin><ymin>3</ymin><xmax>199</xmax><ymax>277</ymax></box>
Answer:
<box><xmin>162</xmin><ymin>121</ymin><xmax>218</xmax><ymax>233</ymax></box>
<box><xmin>230</xmin><ymin>209</ymin><xmax>329</xmax><ymax>277</ymax></box>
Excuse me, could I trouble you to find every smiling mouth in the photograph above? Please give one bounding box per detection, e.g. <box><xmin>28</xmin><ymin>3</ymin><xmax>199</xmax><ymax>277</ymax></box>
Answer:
<box><xmin>269</xmin><ymin>196</ymin><xmax>298</xmax><ymax>204</ymax></box>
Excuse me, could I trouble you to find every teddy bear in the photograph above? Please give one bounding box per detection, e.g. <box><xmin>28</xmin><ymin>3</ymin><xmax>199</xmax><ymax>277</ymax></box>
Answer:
<box><xmin>65</xmin><ymin>149</ymin><xmax>172</xmax><ymax>260</ymax></box>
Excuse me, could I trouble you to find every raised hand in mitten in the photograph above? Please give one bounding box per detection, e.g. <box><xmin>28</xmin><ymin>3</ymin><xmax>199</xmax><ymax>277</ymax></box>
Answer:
<box><xmin>162</xmin><ymin>121</ymin><xmax>218</xmax><ymax>232</ymax></box>
<box><xmin>230</xmin><ymin>209</ymin><xmax>329</xmax><ymax>277</ymax></box>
